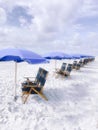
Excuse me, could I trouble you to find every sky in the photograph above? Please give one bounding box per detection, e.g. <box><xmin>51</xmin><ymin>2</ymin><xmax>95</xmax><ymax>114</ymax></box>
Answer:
<box><xmin>0</xmin><ymin>0</ymin><xmax>98</xmax><ymax>55</ymax></box>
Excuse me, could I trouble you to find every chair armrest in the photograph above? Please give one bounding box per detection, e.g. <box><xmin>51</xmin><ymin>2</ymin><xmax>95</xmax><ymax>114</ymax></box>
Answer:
<box><xmin>24</xmin><ymin>77</ymin><xmax>35</xmax><ymax>78</ymax></box>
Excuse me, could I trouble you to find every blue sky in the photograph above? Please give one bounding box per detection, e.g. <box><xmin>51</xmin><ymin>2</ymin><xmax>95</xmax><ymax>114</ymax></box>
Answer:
<box><xmin>0</xmin><ymin>0</ymin><xmax>98</xmax><ymax>55</ymax></box>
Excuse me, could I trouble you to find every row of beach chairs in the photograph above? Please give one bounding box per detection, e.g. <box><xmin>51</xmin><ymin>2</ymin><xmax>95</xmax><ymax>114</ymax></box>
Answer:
<box><xmin>21</xmin><ymin>57</ymin><xmax>95</xmax><ymax>103</ymax></box>
<box><xmin>55</xmin><ymin>57</ymin><xmax>95</xmax><ymax>77</ymax></box>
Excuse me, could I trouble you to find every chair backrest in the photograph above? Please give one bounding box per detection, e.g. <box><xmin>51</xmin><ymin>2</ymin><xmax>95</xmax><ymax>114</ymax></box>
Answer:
<box><xmin>83</xmin><ymin>59</ymin><xmax>88</xmax><ymax>64</ymax></box>
<box><xmin>68</xmin><ymin>64</ymin><xmax>73</xmax><ymax>69</ymax></box>
<box><xmin>66</xmin><ymin>64</ymin><xmax>72</xmax><ymax>72</ymax></box>
<box><xmin>77</xmin><ymin>63</ymin><xmax>81</xmax><ymax>68</ymax></box>
<box><xmin>79</xmin><ymin>60</ymin><xmax>83</xmax><ymax>66</ymax></box>
<box><xmin>73</xmin><ymin>60</ymin><xmax>77</xmax><ymax>64</ymax></box>
<box><xmin>73</xmin><ymin>61</ymin><xmax>77</xmax><ymax>67</ymax></box>
<box><xmin>60</xmin><ymin>63</ymin><xmax>67</xmax><ymax>71</ymax></box>
<box><xmin>35</xmin><ymin>67</ymin><xmax>42</xmax><ymax>82</ymax></box>
<box><xmin>79</xmin><ymin>59</ymin><xmax>82</xmax><ymax>64</ymax></box>
<box><xmin>35</xmin><ymin>67</ymin><xmax>48</xmax><ymax>87</ymax></box>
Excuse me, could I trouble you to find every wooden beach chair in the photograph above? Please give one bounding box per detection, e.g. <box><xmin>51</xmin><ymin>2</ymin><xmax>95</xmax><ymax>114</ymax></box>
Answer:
<box><xmin>79</xmin><ymin>59</ymin><xmax>83</xmax><ymax>67</ymax></box>
<box><xmin>68</xmin><ymin>64</ymin><xmax>73</xmax><ymax>70</ymax></box>
<box><xmin>56</xmin><ymin>63</ymin><xmax>72</xmax><ymax>77</ymax></box>
<box><xmin>63</xmin><ymin>63</ymin><xmax>72</xmax><ymax>76</ymax></box>
<box><xmin>73</xmin><ymin>61</ymin><xmax>81</xmax><ymax>70</ymax></box>
<box><xmin>21</xmin><ymin>67</ymin><xmax>48</xmax><ymax>104</ymax></box>
<box><xmin>73</xmin><ymin>61</ymin><xmax>77</xmax><ymax>69</ymax></box>
<box><xmin>55</xmin><ymin>62</ymin><xmax>67</xmax><ymax>75</ymax></box>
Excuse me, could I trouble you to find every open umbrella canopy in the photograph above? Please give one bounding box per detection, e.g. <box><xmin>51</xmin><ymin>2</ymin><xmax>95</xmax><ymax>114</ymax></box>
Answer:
<box><xmin>80</xmin><ymin>55</ymin><xmax>95</xmax><ymax>58</ymax></box>
<box><xmin>78</xmin><ymin>54</ymin><xmax>90</xmax><ymax>58</ymax></box>
<box><xmin>70</xmin><ymin>54</ymin><xmax>95</xmax><ymax>59</ymax></box>
<box><xmin>0</xmin><ymin>48</ymin><xmax>47</xmax><ymax>100</ymax></box>
<box><xmin>43</xmin><ymin>51</ymin><xmax>73</xmax><ymax>60</ymax></box>
<box><xmin>69</xmin><ymin>54</ymin><xmax>81</xmax><ymax>59</ymax></box>
<box><xmin>0</xmin><ymin>48</ymin><xmax>46</xmax><ymax>63</ymax></box>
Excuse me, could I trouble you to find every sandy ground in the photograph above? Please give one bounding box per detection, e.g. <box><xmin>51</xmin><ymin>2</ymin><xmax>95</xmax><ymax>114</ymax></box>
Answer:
<box><xmin>0</xmin><ymin>58</ymin><xmax>98</xmax><ymax>130</ymax></box>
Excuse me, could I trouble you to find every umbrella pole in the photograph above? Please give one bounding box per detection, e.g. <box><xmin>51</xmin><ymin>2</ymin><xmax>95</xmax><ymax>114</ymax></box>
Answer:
<box><xmin>55</xmin><ymin>60</ymin><xmax>57</xmax><ymax>70</ymax></box>
<box><xmin>14</xmin><ymin>62</ymin><xmax>17</xmax><ymax>100</ymax></box>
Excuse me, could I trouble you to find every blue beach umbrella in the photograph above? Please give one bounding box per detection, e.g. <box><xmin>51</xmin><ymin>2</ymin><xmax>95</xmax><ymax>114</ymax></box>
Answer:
<box><xmin>43</xmin><ymin>51</ymin><xmax>73</xmax><ymax>69</ymax></box>
<box><xmin>71</xmin><ymin>54</ymin><xmax>92</xmax><ymax>59</ymax></box>
<box><xmin>70</xmin><ymin>54</ymin><xmax>81</xmax><ymax>59</ymax></box>
<box><xmin>0</xmin><ymin>48</ymin><xmax>46</xmax><ymax>63</ymax></box>
<box><xmin>43</xmin><ymin>51</ymin><xmax>73</xmax><ymax>59</ymax></box>
<box><xmin>0</xmin><ymin>48</ymin><xmax>46</xmax><ymax>99</ymax></box>
<box><xmin>79</xmin><ymin>54</ymin><xmax>89</xmax><ymax>58</ymax></box>
<box><xmin>80</xmin><ymin>55</ymin><xmax>95</xmax><ymax>59</ymax></box>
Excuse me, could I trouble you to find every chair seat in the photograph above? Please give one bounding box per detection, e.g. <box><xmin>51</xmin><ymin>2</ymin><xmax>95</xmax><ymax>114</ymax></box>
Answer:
<box><xmin>56</xmin><ymin>70</ymin><xmax>64</xmax><ymax>74</ymax></box>
<box><xmin>22</xmin><ymin>87</ymin><xmax>41</xmax><ymax>94</ymax></box>
<box><xmin>64</xmin><ymin>72</ymin><xmax>70</xmax><ymax>76</ymax></box>
<box><xmin>22</xmin><ymin>81</ymin><xmax>37</xmax><ymax>86</ymax></box>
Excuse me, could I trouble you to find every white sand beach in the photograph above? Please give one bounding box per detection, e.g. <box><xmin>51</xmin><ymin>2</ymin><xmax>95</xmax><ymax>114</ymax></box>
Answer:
<box><xmin>0</xmin><ymin>58</ymin><xmax>98</xmax><ymax>130</ymax></box>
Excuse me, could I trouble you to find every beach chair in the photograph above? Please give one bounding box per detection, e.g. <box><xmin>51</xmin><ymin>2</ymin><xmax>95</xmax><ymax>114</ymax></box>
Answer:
<box><xmin>83</xmin><ymin>58</ymin><xmax>88</xmax><ymax>65</ymax></box>
<box><xmin>21</xmin><ymin>67</ymin><xmax>48</xmax><ymax>103</ymax></box>
<box><xmin>56</xmin><ymin>63</ymin><xmax>72</xmax><ymax>77</ymax></box>
<box><xmin>76</xmin><ymin>63</ymin><xmax>81</xmax><ymax>70</ymax></box>
<box><xmin>73</xmin><ymin>61</ymin><xmax>81</xmax><ymax>70</ymax></box>
<box><xmin>55</xmin><ymin>62</ymin><xmax>67</xmax><ymax>75</ymax></box>
<box><xmin>73</xmin><ymin>61</ymin><xmax>77</xmax><ymax>69</ymax></box>
<box><xmin>79</xmin><ymin>59</ymin><xmax>83</xmax><ymax>67</ymax></box>
<box><xmin>63</xmin><ymin>64</ymin><xmax>72</xmax><ymax>76</ymax></box>
<box><xmin>68</xmin><ymin>64</ymin><xmax>73</xmax><ymax>70</ymax></box>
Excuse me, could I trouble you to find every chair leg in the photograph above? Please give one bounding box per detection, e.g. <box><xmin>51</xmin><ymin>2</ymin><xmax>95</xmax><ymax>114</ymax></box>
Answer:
<box><xmin>23</xmin><ymin>94</ymin><xmax>29</xmax><ymax>104</ymax></box>
<box><xmin>22</xmin><ymin>87</ymin><xmax>48</xmax><ymax>103</ymax></box>
<box><xmin>31</xmin><ymin>87</ymin><xmax>48</xmax><ymax>101</ymax></box>
<box><xmin>22</xmin><ymin>89</ymin><xmax>32</xmax><ymax>104</ymax></box>
<box><xmin>22</xmin><ymin>92</ymin><xmax>26</xmax><ymax>102</ymax></box>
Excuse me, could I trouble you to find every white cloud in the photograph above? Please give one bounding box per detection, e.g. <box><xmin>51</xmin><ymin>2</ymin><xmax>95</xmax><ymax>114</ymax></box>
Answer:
<box><xmin>32</xmin><ymin>0</ymin><xmax>83</xmax><ymax>32</ymax></box>
<box><xmin>0</xmin><ymin>7</ymin><xmax>7</xmax><ymax>24</ymax></box>
<box><xmin>0</xmin><ymin>0</ymin><xmax>98</xmax><ymax>55</ymax></box>
<box><xmin>79</xmin><ymin>0</ymin><xmax>98</xmax><ymax>17</ymax></box>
